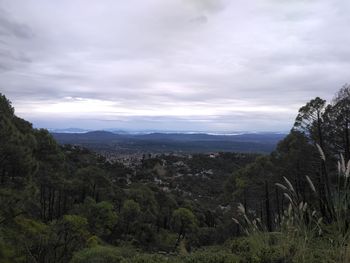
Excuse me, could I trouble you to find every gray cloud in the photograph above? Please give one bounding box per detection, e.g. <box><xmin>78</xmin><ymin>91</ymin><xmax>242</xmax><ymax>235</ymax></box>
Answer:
<box><xmin>0</xmin><ymin>0</ymin><xmax>349</xmax><ymax>131</ymax></box>
<box><xmin>0</xmin><ymin>9</ymin><xmax>33</xmax><ymax>38</ymax></box>
<box><xmin>0</xmin><ymin>7</ymin><xmax>33</xmax><ymax>72</ymax></box>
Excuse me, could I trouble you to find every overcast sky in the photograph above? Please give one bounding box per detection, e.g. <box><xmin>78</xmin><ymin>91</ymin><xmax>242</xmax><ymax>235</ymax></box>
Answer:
<box><xmin>0</xmin><ymin>0</ymin><xmax>349</xmax><ymax>132</ymax></box>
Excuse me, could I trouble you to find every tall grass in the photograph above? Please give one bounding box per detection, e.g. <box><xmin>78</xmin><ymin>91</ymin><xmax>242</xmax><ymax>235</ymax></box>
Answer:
<box><xmin>232</xmin><ymin>145</ymin><xmax>350</xmax><ymax>262</ymax></box>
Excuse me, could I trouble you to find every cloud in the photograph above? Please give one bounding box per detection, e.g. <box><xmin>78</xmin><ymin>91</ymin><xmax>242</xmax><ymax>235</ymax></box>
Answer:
<box><xmin>0</xmin><ymin>0</ymin><xmax>349</xmax><ymax>131</ymax></box>
<box><xmin>0</xmin><ymin>7</ymin><xmax>34</xmax><ymax>73</ymax></box>
<box><xmin>0</xmin><ymin>9</ymin><xmax>33</xmax><ymax>38</ymax></box>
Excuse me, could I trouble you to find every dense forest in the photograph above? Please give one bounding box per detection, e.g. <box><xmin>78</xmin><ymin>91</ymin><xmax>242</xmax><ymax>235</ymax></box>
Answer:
<box><xmin>1</xmin><ymin>85</ymin><xmax>350</xmax><ymax>262</ymax></box>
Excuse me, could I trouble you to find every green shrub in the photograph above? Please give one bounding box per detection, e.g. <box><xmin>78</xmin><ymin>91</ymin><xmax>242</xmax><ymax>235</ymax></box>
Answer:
<box><xmin>70</xmin><ymin>246</ymin><xmax>134</xmax><ymax>263</ymax></box>
<box><xmin>182</xmin><ymin>250</ymin><xmax>239</xmax><ymax>263</ymax></box>
<box><xmin>122</xmin><ymin>254</ymin><xmax>175</xmax><ymax>263</ymax></box>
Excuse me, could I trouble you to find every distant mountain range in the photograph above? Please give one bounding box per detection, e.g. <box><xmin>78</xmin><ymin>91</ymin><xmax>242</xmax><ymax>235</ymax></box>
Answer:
<box><xmin>51</xmin><ymin>130</ymin><xmax>287</xmax><ymax>154</ymax></box>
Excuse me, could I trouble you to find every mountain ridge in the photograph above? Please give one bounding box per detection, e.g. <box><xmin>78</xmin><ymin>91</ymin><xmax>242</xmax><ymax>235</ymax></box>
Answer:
<box><xmin>51</xmin><ymin>130</ymin><xmax>286</xmax><ymax>153</ymax></box>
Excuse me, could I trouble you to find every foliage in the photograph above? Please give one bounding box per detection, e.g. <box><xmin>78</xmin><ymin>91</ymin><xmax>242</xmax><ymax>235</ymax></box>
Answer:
<box><xmin>2</xmin><ymin>85</ymin><xmax>350</xmax><ymax>262</ymax></box>
<box><xmin>70</xmin><ymin>246</ymin><xmax>125</xmax><ymax>263</ymax></box>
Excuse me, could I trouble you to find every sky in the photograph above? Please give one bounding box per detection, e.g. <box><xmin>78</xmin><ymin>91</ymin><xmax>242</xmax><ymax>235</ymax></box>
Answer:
<box><xmin>0</xmin><ymin>0</ymin><xmax>349</xmax><ymax>132</ymax></box>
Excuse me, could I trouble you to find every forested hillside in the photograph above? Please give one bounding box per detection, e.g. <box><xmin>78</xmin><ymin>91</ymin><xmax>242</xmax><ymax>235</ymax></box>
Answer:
<box><xmin>0</xmin><ymin>93</ymin><xmax>258</xmax><ymax>262</ymax></box>
<box><xmin>1</xmin><ymin>85</ymin><xmax>350</xmax><ymax>262</ymax></box>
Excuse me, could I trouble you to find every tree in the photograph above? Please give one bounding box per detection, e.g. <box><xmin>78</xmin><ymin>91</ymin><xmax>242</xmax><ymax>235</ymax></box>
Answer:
<box><xmin>120</xmin><ymin>199</ymin><xmax>140</xmax><ymax>235</ymax></box>
<box><xmin>323</xmin><ymin>84</ymin><xmax>350</xmax><ymax>161</ymax></box>
<box><xmin>50</xmin><ymin>215</ymin><xmax>90</xmax><ymax>262</ymax></box>
<box><xmin>0</xmin><ymin>94</ymin><xmax>14</xmax><ymax>116</ymax></box>
<box><xmin>293</xmin><ymin>97</ymin><xmax>327</xmax><ymax>148</ymax></box>
<box><xmin>0</xmin><ymin>99</ymin><xmax>38</xmax><ymax>185</ymax></box>
<box><xmin>293</xmin><ymin>97</ymin><xmax>334</xmax><ymax>218</ymax></box>
<box><xmin>225</xmin><ymin>156</ymin><xmax>276</xmax><ymax>211</ymax></box>
<box><xmin>172</xmin><ymin>208</ymin><xmax>197</xmax><ymax>250</ymax></box>
<box><xmin>129</xmin><ymin>185</ymin><xmax>159</xmax><ymax>225</ymax></box>
<box><xmin>74</xmin><ymin>166</ymin><xmax>111</xmax><ymax>203</ymax></box>
<box><xmin>273</xmin><ymin>131</ymin><xmax>319</xmax><ymax>201</ymax></box>
<box><xmin>77</xmin><ymin>198</ymin><xmax>118</xmax><ymax>239</ymax></box>
<box><xmin>14</xmin><ymin>217</ymin><xmax>50</xmax><ymax>262</ymax></box>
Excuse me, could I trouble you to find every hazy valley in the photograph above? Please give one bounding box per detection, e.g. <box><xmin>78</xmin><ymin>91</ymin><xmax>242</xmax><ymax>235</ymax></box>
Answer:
<box><xmin>51</xmin><ymin>130</ymin><xmax>286</xmax><ymax>154</ymax></box>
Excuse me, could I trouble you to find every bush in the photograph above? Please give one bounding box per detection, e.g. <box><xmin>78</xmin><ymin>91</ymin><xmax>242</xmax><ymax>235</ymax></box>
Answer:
<box><xmin>71</xmin><ymin>246</ymin><xmax>134</xmax><ymax>263</ymax></box>
<box><xmin>182</xmin><ymin>249</ymin><xmax>239</xmax><ymax>263</ymax></box>
<box><xmin>121</xmin><ymin>254</ymin><xmax>176</xmax><ymax>263</ymax></box>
